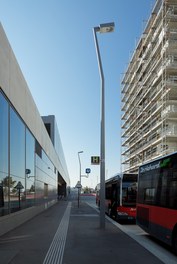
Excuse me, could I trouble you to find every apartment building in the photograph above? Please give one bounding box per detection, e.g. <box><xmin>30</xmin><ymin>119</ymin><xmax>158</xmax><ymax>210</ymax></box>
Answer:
<box><xmin>121</xmin><ymin>0</ymin><xmax>177</xmax><ymax>173</ymax></box>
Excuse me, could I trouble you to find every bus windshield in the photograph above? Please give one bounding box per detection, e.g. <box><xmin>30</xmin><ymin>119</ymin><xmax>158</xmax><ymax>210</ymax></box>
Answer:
<box><xmin>122</xmin><ymin>182</ymin><xmax>137</xmax><ymax>206</ymax></box>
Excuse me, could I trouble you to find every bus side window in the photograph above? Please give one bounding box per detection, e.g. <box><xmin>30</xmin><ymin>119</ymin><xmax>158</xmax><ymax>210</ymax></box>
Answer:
<box><xmin>169</xmin><ymin>181</ymin><xmax>177</xmax><ymax>208</ymax></box>
<box><xmin>144</xmin><ymin>188</ymin><xmax>156</xmax><ymax>203</ymax></box>
<box><xmin>158</xmin><ymin>170</ymin><xmax>168</xmax><ymax>207</ymax></box>
<box><xmin>169</xmin><ymin>170</ymin><xmax>177</xmax><ymax>209</ymax></box>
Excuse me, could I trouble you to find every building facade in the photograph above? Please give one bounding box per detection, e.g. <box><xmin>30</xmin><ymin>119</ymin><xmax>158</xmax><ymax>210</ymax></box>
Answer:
<box><xmin>42</xmin><ymin>115</ymin><xmax>69</xmax><ymax>197</ymax></box>
<box><xmin>0</xmin><ymin>23</ymin><xmax>70</xmax><ymax>233</ymax></box>
<box><xmin>121</xmin><ymin>0</ymin><xmax>177</xmax><ymax>173</ymax></box>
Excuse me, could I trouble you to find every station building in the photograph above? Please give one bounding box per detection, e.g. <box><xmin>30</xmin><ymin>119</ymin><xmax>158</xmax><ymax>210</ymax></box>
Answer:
<box><xmin>0</xmin><ymin>23</ymin><xmax>70</xmax><ymax>235</ymax></box>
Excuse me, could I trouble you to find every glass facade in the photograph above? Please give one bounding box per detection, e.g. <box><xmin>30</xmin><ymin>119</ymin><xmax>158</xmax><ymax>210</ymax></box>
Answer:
<box><xmin>0</xmin><ymin>92</ymin><xmax>8</xmax><ymax>215</ymax></box>
<box><xmin>10</xmin><ymin>107</ymin><xmax>26</xmax><ymax>212</ymax></box>
<box><xmin>35</xmin><ymin>147</ymin><xmax>57</xmax><ymax>204</ymax></box>
<box><xmin>26</xmin><ymin>129</ymin><xmax>35</xmax><ymax>207</ymax></box>
<box><xmin>0</xmin><ymin>90</ymin><xmax>58</xmax><ymax>216</ymax></box>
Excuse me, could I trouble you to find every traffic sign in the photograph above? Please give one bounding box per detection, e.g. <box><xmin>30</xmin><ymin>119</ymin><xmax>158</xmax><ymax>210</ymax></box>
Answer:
<box><xmin>85</xmin><ymin>168</ymin><xmax>91</xmax><ymax>174</ymax></box>
<box><xmin>25</xmin><ymin>169</ymin><xmax>31</xmax><ymax>175</ymax></box>
<box><xmin>15</xmin><ymin>181</ymin><xmax>24</xmax><ymax>190</ymax></box>
<box><xmin>91</xmin><ymin>156</ymin><xmax>100</xmax><ymax>165</ymax></box>
<box><xmin>75</xmin><ymin>181</ymin><xmax>82</xmax><ymax>189</ymax></box>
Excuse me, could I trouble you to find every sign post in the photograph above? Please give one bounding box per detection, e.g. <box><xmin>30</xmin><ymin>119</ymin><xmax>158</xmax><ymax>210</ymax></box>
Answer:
<box><xmin>75</xmin><ymin>181</ymin><xmax>82</xmax><ymax>208</ymax></box>
<box><xmin>15</xmin><ymin>181</ymin><xmax>24</xmax><ymax>209</ymax></box>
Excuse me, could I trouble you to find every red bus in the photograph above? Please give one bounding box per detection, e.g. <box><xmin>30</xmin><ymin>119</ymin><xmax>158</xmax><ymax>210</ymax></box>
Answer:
<box><xmin>97</xmin><ymin>173</ymin><xmax>137</xmax><ymax>221</ymax></box>
<box><xmin>137</xmin><ymin>152</ymin><xmax>177</xmax><ymax>254</ymax></box>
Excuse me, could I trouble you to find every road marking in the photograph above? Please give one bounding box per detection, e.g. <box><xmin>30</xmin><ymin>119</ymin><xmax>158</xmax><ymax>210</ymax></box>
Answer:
<box><xmin>70</xmin><ymin>214</ymin><xmax>98</xmax><ymax>217</ymax></box>
<box><xmin>43</xmin><ymin>202</ymin><xmax>71</xmax><ymax>264</ymax></box>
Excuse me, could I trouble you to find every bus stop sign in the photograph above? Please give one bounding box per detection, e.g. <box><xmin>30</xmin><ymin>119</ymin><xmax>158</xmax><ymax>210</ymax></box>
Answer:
<box><xmin>91</xmin><ymin>156</ymin><xmax>100</xmax><ymax>165</ymax></box>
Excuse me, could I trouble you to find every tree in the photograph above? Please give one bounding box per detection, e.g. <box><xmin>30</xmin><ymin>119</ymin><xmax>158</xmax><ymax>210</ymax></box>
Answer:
<box><xmin>2</xmin><ymin>176</ymin><xmax>16</xmax><ymax>195</ymax></box>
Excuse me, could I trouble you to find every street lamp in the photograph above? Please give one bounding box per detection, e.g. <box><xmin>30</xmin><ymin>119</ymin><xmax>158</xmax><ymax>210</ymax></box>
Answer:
<box><xmin>93</xmin><ymin>22</ymin><xmax>115</xmax><ymax>229</ymax></box>
<box><xmin>78</xmin><ymin>151</ymin><xmax>84</xmax><ymax>184</ymax></box>
<box><xmin>77</xmin><ymin>151</ymin><xmax>83</xmax><ymax>208</ymax></box>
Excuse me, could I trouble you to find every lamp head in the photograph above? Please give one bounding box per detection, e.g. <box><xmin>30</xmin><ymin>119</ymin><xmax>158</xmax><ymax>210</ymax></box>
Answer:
<box><xmin>94</xmin><ymin>22</ymin><xmax>115</xmax><ymax>33</ymax></box>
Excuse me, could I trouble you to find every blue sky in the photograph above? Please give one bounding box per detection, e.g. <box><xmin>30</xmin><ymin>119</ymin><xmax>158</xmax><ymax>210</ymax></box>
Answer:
<box><xmin>0</xmin><ymin>0</ymin><xmax>155</xmax><ymax>187</ymax></box>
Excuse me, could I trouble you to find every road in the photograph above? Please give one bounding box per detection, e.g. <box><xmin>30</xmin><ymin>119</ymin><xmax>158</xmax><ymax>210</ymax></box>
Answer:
<box><xmin>80</xmin><ymin>194</ymin><xmax>177</xmax><ymax>264</ymax></box>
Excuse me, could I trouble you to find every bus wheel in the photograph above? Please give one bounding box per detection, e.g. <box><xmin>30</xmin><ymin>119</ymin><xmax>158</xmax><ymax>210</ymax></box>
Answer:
<box><xmin>172</xmin><ymin>232</ymin><xmax>177</xmax><ymax>255</ymax></box>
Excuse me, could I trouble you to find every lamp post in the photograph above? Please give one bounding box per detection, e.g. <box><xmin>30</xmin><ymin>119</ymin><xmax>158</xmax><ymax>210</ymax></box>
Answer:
<box><xmin>93</xmin><ymin>22</ymin><xmax>115</xmax><ymax>229</ymax></box>
<box><xmin>77</xmin><ymin>151</ymin><xmax>83</xmax><ymax>207</ymax></box>
<box><xmin>78</xmin><ymin>151</ymin><xmax>83</xmax><ymax>184</ymax></box>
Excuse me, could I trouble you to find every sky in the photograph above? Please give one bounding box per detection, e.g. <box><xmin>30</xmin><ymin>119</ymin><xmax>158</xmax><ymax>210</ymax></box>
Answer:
<box><xmin>0</xmin><ymin>0</ymin><xmax>156</xmax><ymax>188</ymax></box>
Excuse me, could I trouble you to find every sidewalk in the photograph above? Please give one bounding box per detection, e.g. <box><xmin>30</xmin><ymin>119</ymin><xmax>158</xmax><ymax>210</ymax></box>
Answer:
<box><xmin>0</xmin><ymin>200</ymin><xmax>164</xmax><ymax>264</ymax></box>
<box><xmin>62</xmin><ymin>201</ymin><xmax>163</xmax><ymax>264</ymax></box>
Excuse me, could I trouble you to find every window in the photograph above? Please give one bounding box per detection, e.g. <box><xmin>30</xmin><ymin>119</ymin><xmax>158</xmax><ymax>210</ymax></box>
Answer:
<box><xmin>44</xmin><ymin>123</ymin><xmax>51</xmax><ymax>138</ymax></box>
<box><xmin>156</xmin><ymin>172</ymin><xmax>166</xmax><ymax>206</ymax></box>
<box><xmin>169</xmin><ymin>179</ymin><xmax>177</xmax><ymax>209</ymax></box>
<box><xmin>26</xmin><ymin>129</ymin><xmax>35</xmax><ymax>206</ymax></box>
<box><xmin>0</xmin><ymin>91</ymin><xmax>8</xmax><ymax>211</ymax></box>
<box><xmin>10</xmin><ymin>107</ymin><xmax>25</xmax><ymax>178</ymax></box>
<box><xmin>26</xmin><ymin>129</ymin><xmax>35</xmax><ymax>177</ymax></box>
<box><xmin>106</xmin><ymin>186</ymin><xmax>112</xmax><ymax>199</ymax></box>
<box><xmin>44</xmin><ymin>183</ymin><xmax>48</xmax><ymax>198</ymax></box>
<box><xmin>35</xmin><ymin>140</ymin><xmax>42</xmax><ymax>158</ymax></box>
<box><xmin>144</xmin><ymin>188</ymin><xmax>156</xmax><ymax>203</ymax></box>
<box><xmin>10</xmin><ymin>107</ymin><xmax>25</xmax><ymax>211</ymax></box>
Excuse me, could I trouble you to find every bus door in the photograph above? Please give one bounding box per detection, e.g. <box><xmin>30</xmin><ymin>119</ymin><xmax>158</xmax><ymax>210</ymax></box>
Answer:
<box><xmin>0</xmin><ymin>183</ymin><xmax>4</xmax><ymax>207</ymax></box>
<box><xmin>111</xmin><ymin>183</ymin><xmax>118</xmax><ymax>216</ymax></box>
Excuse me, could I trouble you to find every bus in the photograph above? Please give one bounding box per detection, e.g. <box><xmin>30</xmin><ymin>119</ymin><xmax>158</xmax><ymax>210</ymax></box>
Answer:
<box><xmin>136</xmin><ymin>152</ymin><xmax>177</xmax><ymax>254</ymax></box>
<box><xmin>103</xmin><ymin>173</ymin><xmax>137</xmax><ymax>221</ymax></box>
